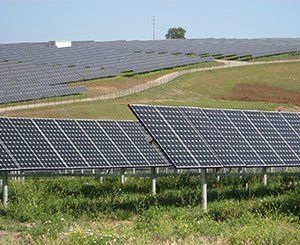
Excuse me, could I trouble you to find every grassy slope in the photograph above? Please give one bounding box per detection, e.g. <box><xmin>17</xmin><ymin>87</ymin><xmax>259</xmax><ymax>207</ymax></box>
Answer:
<box><xmin>4</xmin><ymin>61</ymin><xmax>300</xmax><ymax>119</ymax></box>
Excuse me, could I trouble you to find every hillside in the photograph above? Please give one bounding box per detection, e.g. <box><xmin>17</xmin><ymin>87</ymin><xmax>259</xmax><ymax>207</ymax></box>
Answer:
<box><xmin>2</xmin><ymin>61</ymin><xmax>300</xmax><ymax>119</ymax></box>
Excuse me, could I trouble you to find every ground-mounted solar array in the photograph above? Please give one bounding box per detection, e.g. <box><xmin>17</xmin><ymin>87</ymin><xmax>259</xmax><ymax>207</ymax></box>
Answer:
<box><xmin>130</xmin><ymin>105</ymin><xmax>300</xmax><ymax>168</ymax></box>
<box><xmin>1</xmin><ymin>38</ymin><xmax>300</xmax><ymax>104</ymax></box>
<box><xmin>0</xmin><ymin>118</ymin><xmax>168</xmax><ymax>171</ymax></box>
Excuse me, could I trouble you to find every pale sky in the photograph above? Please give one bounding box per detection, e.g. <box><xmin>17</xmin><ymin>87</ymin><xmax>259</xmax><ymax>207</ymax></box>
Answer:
<box><xmin>1</xmin><ymin>0</ymin><xmax>300</xmax><ymax>43</ymax></box>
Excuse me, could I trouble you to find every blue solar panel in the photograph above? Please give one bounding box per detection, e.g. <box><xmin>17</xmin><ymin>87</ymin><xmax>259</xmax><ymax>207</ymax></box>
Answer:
<box><xmin>77</xmin><ymin>120</ymin><xmax>130</xmax><ymax>167</ymax></box>
<box><xmin>0</xmin><ymin>143</ymin><xmax>19</xmax><ymax>170</ymax></box>
<box><xmin>281</xmin><ymin>112</ymin><xmax>300</xmax><ymax>136</ymax></box>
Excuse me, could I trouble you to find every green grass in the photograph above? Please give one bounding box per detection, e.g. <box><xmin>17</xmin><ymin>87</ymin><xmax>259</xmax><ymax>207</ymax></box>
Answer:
<box><xmin>0</xmin><ymin>175</ymin><xmax>299</xmax><ymax>244</ymax></box>
<box><xmin>3</xmin><ymin>61</ymin><xmax>300</xmax><ymax>119</ymax></box>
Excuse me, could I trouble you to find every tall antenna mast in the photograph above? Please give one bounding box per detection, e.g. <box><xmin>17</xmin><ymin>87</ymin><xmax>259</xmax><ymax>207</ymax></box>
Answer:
<box><xmin>152</xmin><ymin>16</ymin><xmax>156</xmax><ymax>40</ymax></box>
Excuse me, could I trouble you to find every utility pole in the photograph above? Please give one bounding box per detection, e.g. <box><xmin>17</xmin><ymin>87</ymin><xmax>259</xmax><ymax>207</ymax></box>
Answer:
<box><xmin>152</xmin><ymin>16</ymin><xmax>156</xmax><ymax>40</ymax></box>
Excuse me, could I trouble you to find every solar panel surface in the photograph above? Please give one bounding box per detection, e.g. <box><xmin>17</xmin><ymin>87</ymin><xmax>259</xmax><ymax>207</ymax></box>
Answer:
<box><xmin>130</xmin><ymin>104</ymin><xmax>300</xmax><ymax>168</ymax></box>
<box><xmin>0</xmin><ymin>118</ymin><xmax>168</xmax><ymax>171</ymax></box>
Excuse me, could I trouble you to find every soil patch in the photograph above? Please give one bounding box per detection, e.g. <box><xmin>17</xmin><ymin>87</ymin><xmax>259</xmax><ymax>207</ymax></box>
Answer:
<box><xmin>221</xmin><ymin>83</ymin><xmax>300</xmax><ymax>106</ymax></box>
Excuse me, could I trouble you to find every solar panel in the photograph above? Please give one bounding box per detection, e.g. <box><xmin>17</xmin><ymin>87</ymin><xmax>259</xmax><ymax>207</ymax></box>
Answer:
<box><xmin>281</xmin><ymin>112</ymin><xmax>300</xmax><ymax>136</ymax></box>
<box><xmin>131</xmin><ymin>105</ymin><xmax>222</xmax><ymax>168</ymax></box>
<box><xmin>1</xmin><ymin>38</ymin><xmax>300</xmax><ymax>104</ymax></box>
<box><xmin>0</xmin><ymin>118</ymin><xmax>42</xmax><ymax>169</ymax></box>
<box><xmin>99</xmin><ymin>121</ymin><xmax>150</xmax><ymax>167</ymax></box>
<box><xmin>180</xmin><ymin>107</ymin><xmax>244</xmax><ymax>167</ymax></box>
<box><xmin>244</xmin><ymin>111</ymin><xmax>299</xmax><ymax>166</ymax></box>
<box><xmin>56</xmin><ymin>120</ymin><xmax>110</xmax><ymax>168</ymax></box>
<box><xmin>0</xmin><ymin>143</ymin><xmax>19</xmax><ymax>170</ymax></box>
<box><xmin>224</xmin><ymin>110</ymin><xmax>283</xmax><ymax>166</ymax></box>
<box><xmin>34</xmin><ymin>119</ymin><xmax>89</xmax><ymax>169</ymax></box>
<box><xmin>130</xmin><ymin>104</ymin><xmax>300</xmax><ymax>168</ymax></box>
<box><xmin>0</xmin><ymin>117</ymin><xmax>168</xmax><ymax>171</ymax></box>
<box><xmin>201</xmin><ymin>109</ymin><xmax>263</xmax><ymax>167</ymax></box>
<box><xmin>117</xmin><ymin>121</ymin><xmax>166</xmax><ymax>166</ymax></box>
<box><xmin>13</xmin><ymin>118</ymin><xmax>67</xmax><ymax>169</ymax></box>
<box><xmin>77</xmin><ymin>120</ymin><xmax>129</xmax><ymax>167</ymax></box>
<box><xmin>264</xmin><ymin>112</ymin><xmax>300</xmax><ymax>157</ymax></box>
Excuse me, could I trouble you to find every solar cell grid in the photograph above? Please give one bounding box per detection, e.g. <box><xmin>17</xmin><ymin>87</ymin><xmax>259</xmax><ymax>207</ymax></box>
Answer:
<box><xmin>131</xmin><ymin>105</ymin><xmax>222</xmax><ymax>168</ymax></box>
<box><xmin>98</xmin><ymin>121</ymin><xmax>149</xmax><ymax>167</ymax></box>
<box><xmin>157</xmin><ymin>106</ymin><xmax>223</xmax><ymax>168</ymax></box>
<box><xmin>180</xmin><ymin>107</ymin><xmax>245</xmax><ymax>167</ymax></box>
<box><xmin>244</xmin><ymin>111</ymin><xmax>299</xmax><ymax>166</ymax></box>
<box><xmin>56</xmin><ymin>120</ymin><xmax>110</xmax><ymax>168</ymax></box>
<box><xmin>0</xmin><ymin>118</ymin><xmax>42</xmax><ymax>169</ymax></box>
<box><xmin>131</xmin><ymin>105</ymin><xmax>200</xmax><ymax>168</ymax></box>
<box><xmin>118</xmin><ymin>121</ymin><xmax>166</xmax><ymax>166</ymax></box>
<box><xmin>224</xmin><ymin>110</ymin><xmax>282</xmax><ymax>166</ymax></box>
<box><xmin>130</xmin><ymin>104</ymin><xmax>300</xmax><ymax>168</ymax></box>
<box><xmin>281</xmin><ymin>112</ymin><xmax>300</xmax><ymax>136</ymax></box>
<box><xmin>264</xmin><ymin>112</ymin><xmax>300</xmax><ymax>159</ymax></box>
<box><xmin>78</xmin><ymin>120</ymin><xmax>129</xmax><ymax>167</ymax></box>
<box><xmin>0</xmin><ymin>142</ymin><xmax>19</xmax><ymax>170</ymax></box>
<box><xmin>34</xmin><ymin>119</ymin><xmax>89</xmax><ymax>169</ymax></box>
<box><xmin>13</xmin><ymin>118</ymin><xmax>66</xmax><ymax>169</ymax></box>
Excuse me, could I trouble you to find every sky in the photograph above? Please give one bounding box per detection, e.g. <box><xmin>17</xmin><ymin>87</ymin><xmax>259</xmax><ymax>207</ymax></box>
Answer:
<box><xmin>1</xmin><ymin>0</ymin><xmax>300</xmax><ymax>43</ymax></box>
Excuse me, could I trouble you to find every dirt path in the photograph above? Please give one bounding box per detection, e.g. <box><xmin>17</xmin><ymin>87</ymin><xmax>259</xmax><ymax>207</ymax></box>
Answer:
<box><xmin>0</xmin><ymin>59</ymin><xmax>299</xmax><ymax>113</ymax></box>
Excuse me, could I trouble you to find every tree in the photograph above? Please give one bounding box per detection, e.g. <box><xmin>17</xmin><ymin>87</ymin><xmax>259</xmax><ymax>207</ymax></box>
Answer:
<box><xmin>165</xmin><ymin>27</ymin><xmax>186</xmax><ymax>39</ymax></box>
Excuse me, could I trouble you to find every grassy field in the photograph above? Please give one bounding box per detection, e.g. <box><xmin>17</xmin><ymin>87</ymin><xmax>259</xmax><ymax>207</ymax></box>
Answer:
<box><xmin>0</xmin><ymin>175</ymin><xmax>299</xmax><ymax>244</ymax></box>
<box><xmin>3</xmin><ymin>61</ymin><xmax>300</xmax><ymax>119</ymax></box>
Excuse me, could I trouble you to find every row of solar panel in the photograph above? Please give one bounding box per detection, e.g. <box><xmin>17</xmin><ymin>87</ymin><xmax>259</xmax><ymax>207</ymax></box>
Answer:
<box><xmin>0</xmin><ymin>54</ymin><xmax>210</xmax><ymax>104</ymax></box>
<box><xmin>0</xmin><ymin>118</ymin><xmax>168</xmax><ymax>171</ymax></box>
<box><xmin>1</xmin><ymin>38</ymin><xmax>300</xmax><ymax>104</ymax></box>
<box><xmin>130</xmin><ymin>105</ymin><xmax>300</xmax><ymax>168</ymax></box>
<box><xmin>2</xmin><ymin>39</ymin><xmax>300</xmax><ymax>64</ymax></box>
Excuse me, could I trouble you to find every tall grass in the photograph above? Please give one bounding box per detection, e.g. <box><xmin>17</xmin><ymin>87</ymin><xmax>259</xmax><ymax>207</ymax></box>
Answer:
<box><xmin>0</xmin><ymin>175</ymin><xmax>299</xmax><ymax>244</ymax></box>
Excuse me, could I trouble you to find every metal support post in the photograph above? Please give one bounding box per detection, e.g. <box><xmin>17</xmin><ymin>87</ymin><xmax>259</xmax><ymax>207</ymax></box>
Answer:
<box><xmin>201</xmin><ymin>168</ymin><xmax>207</xmax><ymax>212</ymax></box>
<box><xmin>263</xmin><ymin>167</ymin><xmax>267</xmax><ymax>186</ymax></box>
<box><xmin>151</xmin><ymin>167</ymin><xmax>157</xmax><ymax>196</ymax></box>
<box><xmin>121</xmin><ymin>168</ymin><xmax>127</xmax><ymax>184</ymax></box>
<box><xmin>2</xmin><ymin>172</ymin><xmax>8</xmax><ymax>208</ymax></box>
<box><xmin>216</xmin><ymin>168</ymin><xmax>220</xmax><ymax>182</ymax></box>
